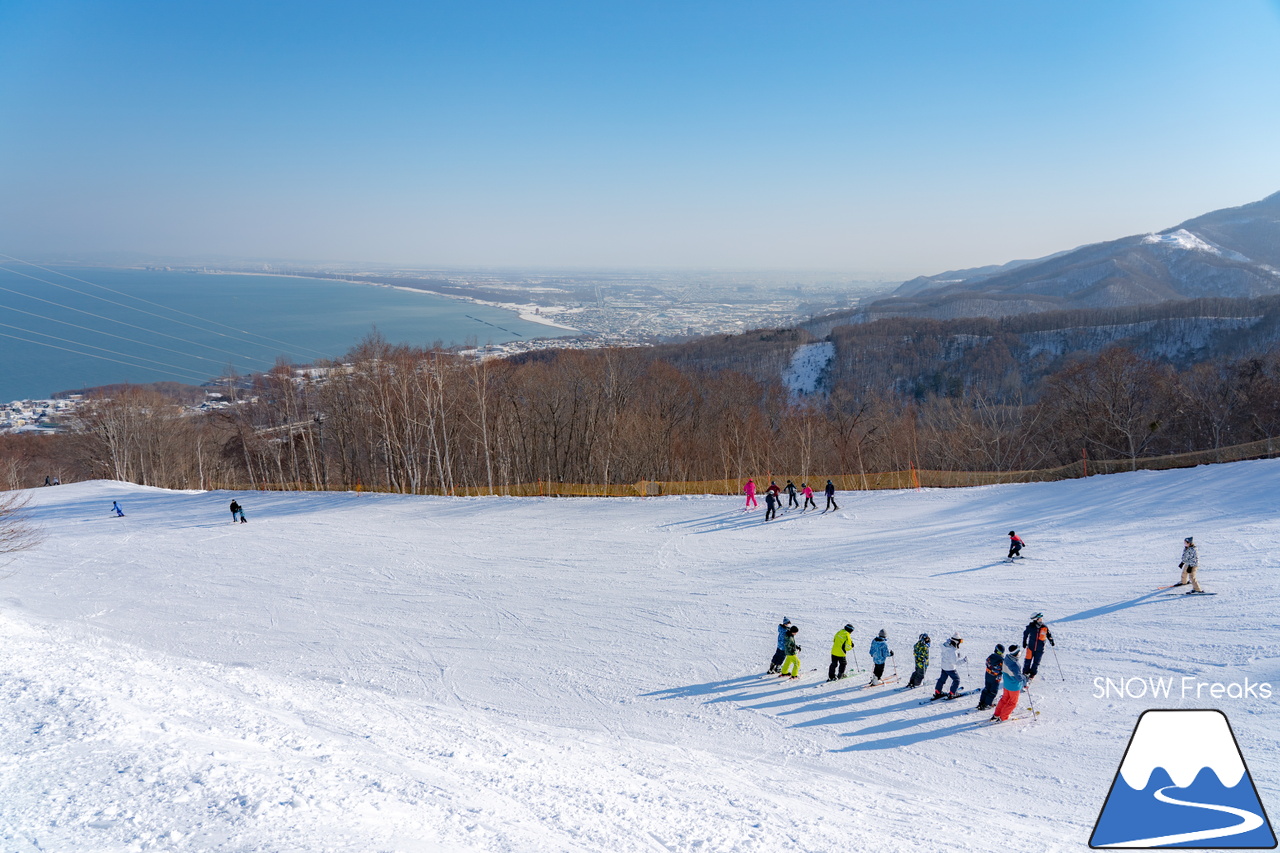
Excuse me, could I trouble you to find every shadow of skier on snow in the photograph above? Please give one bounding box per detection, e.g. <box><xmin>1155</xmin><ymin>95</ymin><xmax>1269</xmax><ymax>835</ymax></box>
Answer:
<box><xmin>1055</xmin><ymin>588</ymin><xmax>1178</xmax><ymax>623</ymax></box>
<box><xmin>833</xmin><ymin>706</ymin><xmax>985</xmax><ymax>751</ymax></box>
<box><xmin>641</xmin><ymin>674</ymin><xmax>765</xmax><ymax>699</ymax></box>
<box><xmin>930</xmin><ymin>561</ymin><xmax>1008</xmax><ymax>577</ymax></box>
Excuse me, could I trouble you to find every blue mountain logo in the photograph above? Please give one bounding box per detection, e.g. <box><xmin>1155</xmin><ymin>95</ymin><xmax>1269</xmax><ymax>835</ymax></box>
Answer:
<box><xmin>1091</xmin><ymin>709</ymin><xmax>1276</xmax><ymax>848</ymax></box>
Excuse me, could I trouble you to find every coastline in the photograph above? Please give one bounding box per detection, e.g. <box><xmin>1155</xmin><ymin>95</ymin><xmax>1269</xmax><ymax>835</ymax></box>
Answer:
<box><xmin>196</xmin><ymin>269</ymin><xmax>582</xmax><ymax>333</ymax></box>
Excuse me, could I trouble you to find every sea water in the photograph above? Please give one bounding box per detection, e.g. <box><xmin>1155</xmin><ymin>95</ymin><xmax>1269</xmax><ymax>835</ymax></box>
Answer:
<box><xmin>0</xmin><ymin>266</ymin><xmax>562</xmax><ymax>400</ymax></box>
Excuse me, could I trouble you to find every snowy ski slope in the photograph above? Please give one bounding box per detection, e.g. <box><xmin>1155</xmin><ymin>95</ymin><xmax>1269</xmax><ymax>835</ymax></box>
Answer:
<box><xmin>2</xmin><ymin>461</ymin><xmax>1278</xmax><ymax>852</ymax></box>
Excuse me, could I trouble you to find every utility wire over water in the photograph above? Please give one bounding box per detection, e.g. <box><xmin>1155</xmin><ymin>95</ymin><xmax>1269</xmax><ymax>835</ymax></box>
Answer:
<box><xmin>0</xmin><ymin>257</ymin><xmax>551</xmax><ymax>400</ymax></box>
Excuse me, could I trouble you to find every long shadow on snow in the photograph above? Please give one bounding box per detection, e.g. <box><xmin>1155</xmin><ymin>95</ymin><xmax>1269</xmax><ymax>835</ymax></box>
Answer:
<box><xmin>931</xmin><ymin>561</ymin><xmax>1008</xmax><ymax>577</ymax></box>
<box><xmin>641</xmin><ymin>674</ymin><xmax>766</xmax><ymax>700</ymax></box>
<box><xmin>1055</xmin><ymin>588</ymin><xmax>1179</xmax><ymax>623</ymax></box>
<box><xmin>833</xmin><ymin>706</ymin><xmax>984</xmax><ymax>751</ymax></box>
<box><xmin>784</xmin><ymin>695</ymin><xmax>930</xmax><ymax>728</ymax></box>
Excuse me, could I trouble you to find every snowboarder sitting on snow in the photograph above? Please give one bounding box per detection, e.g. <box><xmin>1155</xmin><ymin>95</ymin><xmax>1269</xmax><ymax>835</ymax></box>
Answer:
<box><xmin>768</xmin><ymin>617</ymin><xmax>791</xmax><ymax>674</ymax></box>
<box><xmin>978</xmin><ymin>644</ymin><xmax>1005</xmax><ymax>711</ymax></box>
<box><xmin>230</xmin><ymin>500</ymin><xmax>247</xmax><ymax>523</ymax></box>
<box><xmin>933</xmin><ymin>634</ymin><xmax>966</xmax><ymax>700</ymax></box>
<box><xmin>764</xmin><ymin>489</ymin><xmax>778</xmax><ymax>521</ymax></box>
<box><xmin>801</xmin><ymin>483</ymin><xmax>816</xmax><ymax>511</ymax></box>
<box><xmin>1176</xmin><ymin>536</ymin><xmax>1204</xmax><ymax>593</ymax></box>
<box><xmin>1021</xmin><ymin>613</ymin><xmax>1054</xmax><ymax>680</ymax></box>
<box><xmin>780</xmin><ymin>625</ymin><xmax>802</xmax><ymax>679</ymax></box>
<box><xmin>868</xmin><ymin>629</ymin><xmax>892</xmax><ymax>685</ymax></box>
<box><xmin>907</xmin><ymin>633</ymin><xmax>930</xmax><ymax>688</ymax></box>
<box><xmin>1007</xmin><ymin>531</ymin><xmax>1025</xmax><ymax>560</ymax></box>
<box><xmin>829</xmin><ymin>623</ymin><xmax>854</xmax><ymax>681</ymax></box>
<box><xmin>991</xmin><ymin>644</ymin><xmax>1027</xmax><ymax>722</ymax></box>
<box><xmin>784</xmin><ymin>479</ymin><xmax>799</xmax><ymax>509</ymax></box>
<box><xmin>111</xmin><ymin>500</ymin><xmax>124</xmax><ymax>517</ymax></box>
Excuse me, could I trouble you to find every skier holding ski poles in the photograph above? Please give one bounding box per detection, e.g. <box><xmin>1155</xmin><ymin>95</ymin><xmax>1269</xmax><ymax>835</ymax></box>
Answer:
<box><xmin>868</xmin><ymin>629</ymin><xmax>893</xmax><ymax>685</ymax></box>
<box><xmin>829</xmin><ymin>623</ymin><xmax>854</xmax><ymax>681</ymax></box>
<box><xmin>1022</xmin><ymin>613</ymin><xmax>1054</xmax><ymax>680</ymax></box>
<box><xmin>768</xmin><ymin>617</ymin><xmax>791</xmax><ymax>674</ymax></box>
<box><xmin>906</xmin><ymin>633</ymin><xmax>930</xmax><ymax>689</ymax></box>
<box><xmin>932</xmin><ymin>635</ymin><xmax>966</xmax><ymax>700</ymax></box>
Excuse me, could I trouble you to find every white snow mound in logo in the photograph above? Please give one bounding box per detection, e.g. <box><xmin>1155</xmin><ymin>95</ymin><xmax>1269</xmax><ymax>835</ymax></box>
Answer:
<box><xmin>1119</xmin><ymin>710</ymin><xmax>1246</xmax><ymax>790</ymax></box>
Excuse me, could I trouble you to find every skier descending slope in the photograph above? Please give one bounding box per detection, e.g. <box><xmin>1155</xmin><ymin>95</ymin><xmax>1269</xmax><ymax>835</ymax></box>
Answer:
<box><xmin>906</xmin><ymin>633</ymin><xmax>930</xmax><ymax>689</ymax></box>
<box><xmin>111</xmin><ymin>500</ymin><xmax>125</xmax><ymax>517</ymax></box>
<box><xmin>768</xmin><ymin>617</ymin><xmax>791</xmax><ymax>674</ymax></box>
<box><xmin>824</xmin><ymin>480</ymin><xmax>839</xmax><ymax>511</ymax></box>
<box><xmin>932</xmin><ymin>635</ymin><xmax>966</xmax><ymax>700</ymax></box>
<box><xmin>978</xmin><ymin>644</ymin><xmax>1005</xmax><ymax>711</ymax></box>
<box><xmin>1176</xmin><ymin>536</ymin><xmax>1206</xmax><ymax>593</ymax></box>
<box><xmin>991</xmin><ymin>644</ymin><xmax>1028</xmax><ymax>722</ymax></box>
<box><xmin>801</xmin><ymin>483</ymin><xmax>816</xmax><ymax>511</ymax></box>
<box><xmin>829</xmin><ymin>623</ymin><xmax>854</xmax><ymax>681</ymax></box>
<box><xmin>868</xmin><ymin>629</ymin><xmax>893</xmax><ymax>685</ymax></box>
<box><xmin>1021</xmin><ymin>614</ymin><xmax>1055</xmax><ymax>680</ymax></box>
<box><xmin>764</xmin><ymin>489</ymin><xmax>778</xmax><ymax>522</ymax></box>
<box><xmin>779</xmin><ymin>625</ymin><xmax>802</xmax><ymax>679</ymax></box>
<box><xmin>1007</xmin><ymin>530</ymin><xmax>1025</xmax><ymax>561</ymax></box>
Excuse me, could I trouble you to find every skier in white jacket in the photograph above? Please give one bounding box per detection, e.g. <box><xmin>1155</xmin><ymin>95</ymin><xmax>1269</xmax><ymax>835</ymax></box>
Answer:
<box><xmin>932</xmin><ymin>635</ymin><xmax>967</xmax><ymax>700</ymax></box>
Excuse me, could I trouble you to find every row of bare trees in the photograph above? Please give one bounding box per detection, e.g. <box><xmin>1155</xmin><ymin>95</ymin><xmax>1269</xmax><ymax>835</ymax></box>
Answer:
<box><xmin>9</xmin><ymin>337</ymin><xmax>1280</xmax><ymax>492</ymax></box>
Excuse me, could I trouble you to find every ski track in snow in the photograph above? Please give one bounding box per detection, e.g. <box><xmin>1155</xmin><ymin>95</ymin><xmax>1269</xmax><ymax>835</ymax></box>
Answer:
<box><xmin>2</xmin><ymin>463</ymin><xmax>1280</xmax><ymax>851</ymax></box>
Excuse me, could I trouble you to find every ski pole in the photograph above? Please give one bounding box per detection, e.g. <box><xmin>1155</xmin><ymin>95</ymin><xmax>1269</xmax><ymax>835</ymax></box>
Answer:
<box><xmin>892</xmin><ymin>651</ymin><xmax>898</xmax><ymax>680</ymax></box>
<box><xmin>1051</xmin><ymin>642</ymin><xmax>1065</xmax><ymax>682</ymax></box>
<box><xmin>1023</xmin><ymin>682</ymin><xmax>1039</xmax><ymax>724</ymax></box>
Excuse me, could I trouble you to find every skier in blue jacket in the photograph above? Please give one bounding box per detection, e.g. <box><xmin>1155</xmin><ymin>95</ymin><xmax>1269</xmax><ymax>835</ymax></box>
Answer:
<box><xmin>768</xmin><ymin>617</ymin><xmax>791</xmax><ymax>674</ymax></box>
<box><xmin>868</xmin><ymin>629</ymin><xmax>892</xmax><ymax>685</ymax></box>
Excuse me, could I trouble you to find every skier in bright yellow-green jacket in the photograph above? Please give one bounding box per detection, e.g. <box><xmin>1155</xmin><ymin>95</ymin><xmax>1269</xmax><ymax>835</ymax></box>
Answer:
<box><xmin>829</xmin><ymin>623</ymin><xmax>854</xmax><ymax>682</ymax></box>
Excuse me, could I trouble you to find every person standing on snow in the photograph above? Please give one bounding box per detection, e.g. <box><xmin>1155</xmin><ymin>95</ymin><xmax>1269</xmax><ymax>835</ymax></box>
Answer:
<box><xmin>784</xmin><ymin>480</ymin><xmax>799</xmax><ymax>509</ymax></box>
<box><xmin>868</xmin><ymin>629</ymin><xmax>893</xmax><ymax>685</ymax></box>
<box><xmin>780</xmin><ymin>625</ymin><xmax>802</xmax><ymax>679</ymax></box>
<box><xmin>1021</xmin><ymin>613</ymin><xmax>1055</xmax><ymax>680</ymax></box>
<box><xmin>801</xmin><ymin>483</ymin><xmax>816</xmax><ymax>511</ymax></box>
<box><xmin>763</xmin><ymin>489</ymin><xmax>779</xmax><ymax>521</ymax></box>
<box><xmin>230</xmin><ymin>500</ymin><xmax>247</xmax><ymax>523</ymax></box>
<box><xmin>743</xmin><ymin>479</ymin><xmax>758</xmax><ymax>510</ymax></box>
<box><xmin>1007</xmin><ymin>531</ymin><xmax>1025</xmax><ymax>560</ymax></box>
<box><xmin>907</xmin><ymin>633</ymin><xmax>931</xmax><ymax>688</ymax></box>
<box><xmin>824</xmin><ymin>479</ymin><xmax>839</xmax><ymax>511</ymax></box>
<box><xmin>768</xmin><ymin>617</ymin><xmax>792</xmax><ymax>673</ymax></box>
<box><xmin>990</xmin><ymin>644</ymin><xmax>1027</xmax><ymax>722</ymax></box>
<box><xmin>111</xmin><ymin>500</ymin><xmax>125</xmax><ymax>517</ymax></box>
<box><xmin>978</xmin><ymin>644</ymin><xmax>1005</xmax><ymax>711</ymax></box>
<box><xmin>1176</xmin><ymin>536</ymin><xmax>1204</xmax><ymax>593</ymax></box>
<box><xmin>829</xmin><ymin>623</ymin><xmax>854</xmax><ymax>681</ymax></box>
<box><xmin>932</xmin><ymin>635</ymin><xmax>966</xmax><ymax>700</ymax></box>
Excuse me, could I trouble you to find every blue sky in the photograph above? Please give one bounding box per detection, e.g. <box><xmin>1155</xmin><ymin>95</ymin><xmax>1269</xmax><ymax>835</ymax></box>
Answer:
<box><xmin>2</xmin><ymin>0</ymin><xmax>1279</xmax><ymax>275</ymax></box>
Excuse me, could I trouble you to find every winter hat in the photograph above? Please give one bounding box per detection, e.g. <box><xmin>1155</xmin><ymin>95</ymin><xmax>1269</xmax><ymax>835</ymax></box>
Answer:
<box><xmin>919</xmin><ymin>633</ymin><xmax>930</xmax><ymax>642</ymax></box>
<box><xmin>844</xmin><ymin>623</ymin><xmax>854</xmax><ymax>632</ymax></box>
<box><xmin>877</xmin><ymin>629</ymin><xmax>887</xmax><ymax>639</ymax></box>
<box><xmin>950</xmin><ymin>634</ymin><xmax>963</xmax><ymax>643</ymax></box>
<box><xmin>1008</xmin><ymin>530</ymin><xmax>1016</xmax><ymax>536</ymax></box>
<box><xmin>782</xmin><ymin>617</ymin><xmax>791</xmax><ymax>624</ymax></box>
<box><xmin>1008</xmin><ymin>644</ymin><xmax>1020</xmax><ymax>654</ymax></box>
<box><xmin>995</xmin><ymin>644</ymin><xmax>1006</xmax><ymax>654</ymax></box>
<box><xmin>787</xmin><ymin>625</ymin><xmax>799</xmax><ymax>634</ymax></box>
<box><xmin>1185</xmin><ymin>536</ymin><xmax>1194</xmax><ymax>544</ymax></box>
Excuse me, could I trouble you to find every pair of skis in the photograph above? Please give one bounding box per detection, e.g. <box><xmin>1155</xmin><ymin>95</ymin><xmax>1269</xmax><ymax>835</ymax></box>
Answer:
<box><xmin>917</xmin><ymin>688</ymin><xmax>977</xmax><ymax>705</ymax></box>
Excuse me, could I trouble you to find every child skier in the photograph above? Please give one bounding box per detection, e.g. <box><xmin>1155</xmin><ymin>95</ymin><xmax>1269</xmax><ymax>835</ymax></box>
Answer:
<box><xmin>780</xmin><ymin>625</ymin><xmax>802</xmax><ymax>679</ymax></box>
<box><xmin>932</xmin><ymin>635</ymin><xmax>966</xmax><ymax>700</ymax></box>
<box><xmin>829</xmin><ymin>623</ymin><xmax>854</xmax><ymax>681</ymax></box>
<box><xmin>1176</xmin><ymin>536</ymin><xmax>1204</xmax><ymax>593</ymax></box>
<box><xmin>743</xmin><ymin>479</ymin><xmax>758</xmax><ymax>510</ymax></box>
<box><xmin>824</xmin><ymin>479</ymin><xmax>839</xmax><ymax>511</ymax></box>
<box><xmin>868</xmin><ymin>629</ymin><xmax>892</xmax><ymax>685</ymax></box>
<box><xmin>784</xmin><ymin>480</ymin><xmax>799</xmax><ymax>509</ymax></box>
<box><xmin>978</xmin><ymin>644</ymin><xmax>1005</xmax><ymax>711</ymax></box>
<box><xmin>907</xmin><ymin>633</ymin><xmax>930</xmax><ymax>688</ymax></box>
<box><xmin>111</xmin><ymin>501</ymin><xmax>124</xmax><ymax>517</ymax></box>
<box><xmin>764</xmin><ymin>489</ymin><xmax>778</xmax><ymax>521</ymax></box>
<box><xmin>230</xmin><ymin>500</ymin><xmax>247</xmax><ymax>523</ymax></box>
<box><xmin>991</xmin><ymin>644</ymin><xmax>1027</xmax><ymax>722</ymax></box>
<box><xmin>1007</xmin><ymin>531</ymin><xmax>1025</xmax><ymax>560</ymax></box>
<box><xmin>1021</xmin><ymin>613</ymin><xmax>1055</xmax><ymax>680</ymax></box>
<box><xmin>801</xmin><ymin>483</ymin><xmax>816</xmax><ymax>511</ymax></box>
<box><xmin>768</xmin><ymin>617</ymin><xmax>791</xmax><ymax>674</ymax></box>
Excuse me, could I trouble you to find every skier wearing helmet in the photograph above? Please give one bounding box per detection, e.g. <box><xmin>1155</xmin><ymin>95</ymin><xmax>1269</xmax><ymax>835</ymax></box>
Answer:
<box><xmin>1021</xmin><ymin>614</ymin><xmax>1055</xmax><ymax>680</ymax></box>
<box><xmin>1176</xmin><ymin>536</ymin><xmax>1205</xmax><ymax>593</ymax></box>
<box><xmin>906</xmin><ymin>633</ymin><xmax>931</xmax><ymax>689</ymax></box>
<box><xmin>829</xmin><ymin>623</ymin><xmax>854</xmax><ymax>681</ymax></box>
<box><xmin>1007</xmin><ymin>531</ymin><xmax>1025</xmax><ymax>560</ymax></box>
<box><xmin>932</xmin><ymin>635</ymin><xmax>966</xmax><ymax>700</ymax></box>
<box><xmin>978</xmin><ymin>644</ymin><xmax>1005</xmax><ymax>711</ymax></box>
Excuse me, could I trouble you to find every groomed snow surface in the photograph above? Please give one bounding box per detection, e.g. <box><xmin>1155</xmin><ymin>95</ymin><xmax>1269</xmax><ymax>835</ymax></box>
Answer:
<box><xmin>3</xmin><ymin>462</ymin><xmax>1279</xmax><ymax>852</ymax></box>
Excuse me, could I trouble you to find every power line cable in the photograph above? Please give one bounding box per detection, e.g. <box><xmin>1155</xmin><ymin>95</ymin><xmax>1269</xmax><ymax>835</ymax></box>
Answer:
<box><xmin>0</xmin><ymin>274</ymin><xmax>275</xmax><ymax>366</ymax></box>
<box><xmin>0</xmin><ymin>329</ymin><xmax>212</xmax><ymax>385</ymax></box>
<box><xmin>0</xmin><ymin>254</ymin><xmax>333</xmax><ymax>359</ymax></box>
<box><xmin>0</xmin><ymin>320</ymin><xmax>215</xmax><ymax>379</ymax></box>
<box><xmin>0</xmin><ymin>301</ymin><xmax>238</xmax><ymax>368</ymax></box>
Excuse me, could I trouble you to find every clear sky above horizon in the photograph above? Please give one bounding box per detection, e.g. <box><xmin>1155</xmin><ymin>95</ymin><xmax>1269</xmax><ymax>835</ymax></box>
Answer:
<box><xmin>2</xmin><ymin>0</ymin><xmax>1279</xmax><ymax>277</ymax></box>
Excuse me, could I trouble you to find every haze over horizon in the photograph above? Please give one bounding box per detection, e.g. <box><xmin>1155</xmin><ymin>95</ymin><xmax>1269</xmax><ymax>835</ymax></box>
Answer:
<box><xmin>3</xmin><ymin>1</ymin><xmax>1280</xmax><ymax>276</ymax></box>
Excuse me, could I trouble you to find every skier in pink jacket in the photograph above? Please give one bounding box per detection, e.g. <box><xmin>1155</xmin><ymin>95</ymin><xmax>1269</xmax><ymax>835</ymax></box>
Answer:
<box><xmin>744</xmin><ymin>479</ymin><xmax>758</xmax><ymax>509</ymax></box>
<box><xmin>801</xmin><ymin>483</ymin><xmax>816</xmax><ymax>511</ymax></box>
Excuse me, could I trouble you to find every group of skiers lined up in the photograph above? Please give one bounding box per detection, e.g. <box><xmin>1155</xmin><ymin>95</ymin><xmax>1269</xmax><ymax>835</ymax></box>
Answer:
<box><xmin>767</xmin><ymin>613</ymin><xmax>1056</xmax><ymax>723</ymax></box>
<box><xmin>744</xmin><ymin>479</ymin><xmax>838</xmax><ymax>519</ymax></box>
<box><xmin>108</xmin><ymin>499</ymin><xmax>249</xmax><ymax>523</ymax></box>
